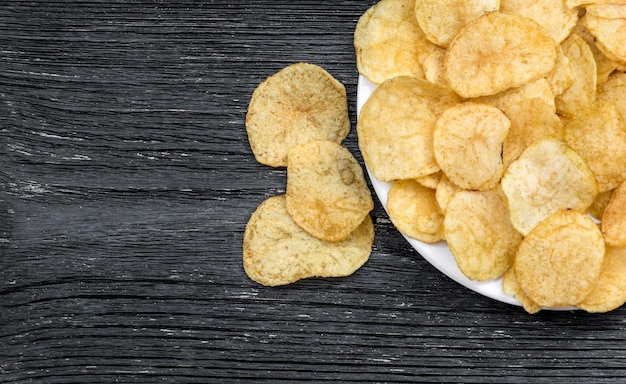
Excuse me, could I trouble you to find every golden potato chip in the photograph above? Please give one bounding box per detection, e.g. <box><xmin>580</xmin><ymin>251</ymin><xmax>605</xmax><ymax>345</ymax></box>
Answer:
<box><xmin>502</xmin><ymin>268</ymin><xmax>542</xmax><ymax>314</ymax></box>
<box><xmin>584</xmin><ymin>13</ymin><xmax>626</xmax><ymax>64</ymax></box>
<box><xmin>555</xmin><ymin>33</ymin><xmax>597</xmax><ymax>117</ymax></box>
<box><xmin>354</xmin><ymin>0</ymin><xmax>428</xmax><ymax>84</ymax></box>
<box><xmin>597</xmin><ymin>72</ymin><xmax>626</xmax><ymax>122</ymax></box>
<box><xmin>513</xmin><ymin>210</ymin><xmax>605</xmax><ymax>308</ymax></box>
<box><xmin>386</xmin><ymin>179</ymin><xmax>444</xmax><ymax>243</ymax></box>
<box><xmin>586</xmin><ymin>4</ymin><xmax>626</xmax><ymax>18</ymax></box>
<box><xmin>501</xmin><ymin>139</ymin><xmax>599</xmax><ymax>236</ymax></box>
<box><xmin>243</xmin><ymin>195</ymin><xmax>373</xmax><ymax>286</ymax></box>
<box><xmin>286</xmin><ymin>140</ymin><xmax>374</xmax><ymax>242</ymax></box>
<box><xmin>474</xmin><ymin>78</ymin><xmax>556</xmax><ymax>114</ymax></box>
<box><xmin>444</xmin><ymin>190</ymin><xmax>522</xmax><ymax>281</ymax></box>
<box><xmin>602</xmin><ymin>180</ymin><xmax>626</xmax><ymax>246</ymax></box>
<box><xmin>566</xmin><ymin>0</ymin><xmax>626</xmax><ymax>8</ymax></box>
<box><xmin>435</xmin><ymin>174</ymin><xmax>462</xmax><ymax>214</ymax></box>
<box><xmin>443</xmin><ymin>12</ymin><xmax>557</xmax><ymax>98</ymax></box>
<box><xmin>578</xmin><ymin>246</ymin><xmax>626</xmax><ymax>313</ymax></box>
<box><xmin>416</xmin><ymin>171</ymin><xmax>443</xmax><ymax>190</ymax></box>
<box><xmin>421</xmin><ymin>45</ymin><xmax>448</xmax><ymax>86</ymax></box>
<box><xmin>502</xmin><ymin>97</ymin><xmax>564</xmax><ymax>169</ymax></box>
<box><xmin>246</xmin><ymin>63</ymin><xmax>349</xmax><ymax>167</ymax></box>
<box><xmin>546</xmin><ymin>45</ymin><xmax>576</xmax><ymax>97</ymax></box>
<box><xmin>564</xmin><ymin>101</ymin><xmax>626</xmax><ymax>192</ymax></box>
<box><xmin>414</xmin><ymin>0</ymin><xmax>500</xmax><ymax>48</ymax></box>
<box><xmin>433</xmin><ymin>102</ymin><xmax>510</xmax><ymax>191</ymax></box>
<box><xmin>358</xmin><ymin>76</ymin><xmax>460</xmax><ymax>182</ymax></box>
<box><xmin>588</xmin><ymin>189</ymin><xmax>614</xmax><ymax>220</ymax></box>
<box><xmin>500</xmin><ymin>0</ymin><xmax>579</xmax><ymax>44</ymax></box>
<box><xmin>573</xmin><ymin>19</ymin><xmax>621</xmax><ymax>87</ymax></box>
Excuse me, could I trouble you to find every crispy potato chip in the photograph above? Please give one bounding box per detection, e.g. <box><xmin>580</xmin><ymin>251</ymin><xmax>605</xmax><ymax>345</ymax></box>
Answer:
<box><xmin>246</xmin><ymin>63</ymin><xmax>349</xmax><ymax>167</ymax></box>
<box><xmin>586</xmin><ymin>4</ymin><xmax>626</xmax><ymax>18</ymax></box>
<box><xmin>243</xmin><ymin>195</ymin><xmax>373</xmax><ymax>286</ymax></box>
<box><xmin>358</xmin><ymin>76</ymin><xmax>460</xmax><ymax>182</ymax></box>
<box><xmin>354</xmin><ymin>0</ymin><xmax>428</xmax><ymax>84</ymax></box>
<box><xmin>502</xmin><ymin>268</ymin><xmax>542</xmax><ymax>314</ymax></box>
<box><xmin>475</xmin><ymin>78</ymin><xmax>556</xmax><ymax>114</ymax></box>
<box><xmin>421</xmin><ymin>45</ymin><xmax>448</xmax><ymax>86</ymax></box>
<box><xmin>286</xmin><ymin>140</ymin><xmax>373</xmax><ymax>242</ymax></box>
<box><xmin>584</xmin><ymin>13</ymin><xmax>626</xmax><ymax>64</ymax></box>
<box><xmin>564</xmin><ymin>101</ymin><xmax>626</xmax><ymax>192</ymax></box>
<box><xmin>578</xmin><ymin>246</ymin><xmax>626</xmax><ymax>313</ymax></box>
<box><xmin>416</xmin><ymin>171</ymin><xmax>443</xmax><ymax>190</ymax></box>
<box><xmin>566</xmin><ymin>0</ymin><xmax>626</xmax><ymax>8</ymax></box>
<box><xmin>501</xmin><ymin>139</ymin><xmax>599</xmax><ymax>235</ymax></box>
<box><xmin>573</xmin><ymin>19</ymin><xmax>621</xmax><ymax>87</ymax></box>
<box><xmin>588</xmin><ymin>189</ymin><xmax>614</xmax><ymax>220</ymax></box>
<box><xmin>502</xmin><ymin>97</ymin><xmax>564</xmax><ymax>169</ymax></box>
<box><xmin>444</xmin><ymin>190</ymin><xmax>522</xmax><ymax>281</ymax></box>
<box><xmin>435</xmin><ymin>174</ymin><xmax>462</xmax><ymax>214</ymax></box>
<box><xmin>555</xmin><ymin>33</ymin><xmax>597</xmax><ymax>117</ymax></box>
<box><xmin>546</xmin><ymin>45</ymin><xmax>576</xmax><ymax>97</ymax></box>
<box><xmin>513</xmin><ymin>210</ymin><xmax>605</xmax><ymax>308</ymax></box>
<box><xmin>444</xmin><ymin>12</ymin><xmax>557</xmax><ymax>98</ymax></box>
<box><xmin>414</xmin><ymin>0</ymin><xmax>500</xmax><ymax>48</ymax></box>
<box><xmin>597</xmin><ymin>71</ymin><xmax>626</xmax><ymax>122</ymax></box>
<box><xmin>602</xmin><ymin>181</ymin><xmax>626</xmax><ymax>246</ymax></box>
<box><xmin>433</xmin><ymin>102</ymin><xmax>510</xmax><ymax>190</ymax></box>
<box><xmin>500</xmin><ymin>0</ymin><xmax>579</xmax><ymax>44</ymax></box>
<box><xmin>386</xmin><ymin>179</ymin><xmax>444</xmax><ymax>243</ymax></box>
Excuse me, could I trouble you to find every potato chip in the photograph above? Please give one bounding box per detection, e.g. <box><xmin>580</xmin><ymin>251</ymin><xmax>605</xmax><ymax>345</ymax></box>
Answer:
<box><xmin>286</xmin><ymin>140</ymin><xmax>374</xmax><ymax>242</ymax></box>
<box><xmin>588</xmin><ymin>189</ymin><xmax>614</xmax><ymax>220</ymax></box>
<box><xmin>444</xmin><ymin>12</ymin><xmax>557</xmax><ymax>98</ymax></box>
<box><xmin>502</xmin><ymin>97</ymin><xmax>564</xmax><ymax>169</ymax></box>
<box><xmin>546</xmin><ymin>45</ymin><xmax>576</xmax><ymax>97</ymax></box>
<box><xmin>578</xmin><ymin>246</ymin><xmax>626</xmax><ymax>312</ymax></box>
<box><xmin>573</xmin><ymin>19</ymin><xmax>620</xmax><ymax>87</ymax></box>
<box><xmin>444</xmin><ymin>190</ymin><xmax>522</xmax><ymax>281</ymax></box>
<box><xmin>502</xmin><ymin>267</ymin><xmax>542</xmax><ymax>314</ymax></box>
<box><xmin>243</xmin><ymin>195</ymin><xmax>373</xmax><ymax>286</ymax></box>
<box><xmin>433</xmin><ymin>102</ymin><xmax>510</xmax><ymax>191</ymax></box>
<box><xmin>416</xmin><ymin>171</ymin><xmax>443</xmax><ymax>190</ymax></box>
<box><xmin>586</xmin><ymin>4</ymin><xmax>626</xmax><ymax>18</ymax></box>
<box><xmin>435</xmin><ymin>175</ymin><xmax>462</xmax><ymax>215</ymax></box>
<box><xmin>358</xmin><ymin>76</ymin><xmax>460</xmax><ymax>182</ymax></box>
<box><xmin>513</xmin><ymin>210</ymin><xmax>605</xmax><ymax>308</ymax></box>
<box><xmin>584</xmin><ymin>13</ymin><xmax>626</xmax><ymax>64</ymax></box>
<box><xmin>566</xmin><ymin>0</ymin><xmax>626</xmax><ymax>8</ymax></box>
<box><xmin>386</xmin><ymin>179</ymin><xmax>444</xmax><ymax>243</ymax></box>
<box><xmin>246</xmin><ymin>63</ymin><xmax>349</xmax><ymax>167</ymax></box>
<box><xmin>421</xmin><ymin>45</ymin><xmax>448</xmax><ymax>86</ymax></box>
<box><xmin>564</xmin><ymin>101</ymin><xmax>626</xmax><ymax>192</ymax></box>
<box><xmin>354</xmin><ymin>0</ymin><xmax>428</xmax><ymax>84</ymax></box>
<box><xmin>597</xmin><ymin>72</ymin><xmax>626</xmax><ymax>122</ymax></box>
<box><xmin>602</xmin><ymin>180</ymin><xmax>626</xmax><ymax>247</ymax></box>
<box><xmin>555</xmin><ymin>33</ymin><xmax>597</xmax><ymax>117</ymax></box>
<box><xmin>501</xmin><ymin>139</ymin><xmax>599</xmax><ymax>236</ymax></box>
<box><xmin>500</xmin><ymin>0</ymin><xmax>579</xmax><ymax>44</ymax></box>
<box><xmin>414</xmin><ymin>0</ymin><xmax>500</xmax><ymax>48</ymax></box>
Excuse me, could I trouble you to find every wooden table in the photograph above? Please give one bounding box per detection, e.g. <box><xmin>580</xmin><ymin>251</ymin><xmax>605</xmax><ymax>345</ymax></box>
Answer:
<box><xmin>2</xmin><ymin>1</ymin><xmax>625</xmax><ymax>382</ymax></box>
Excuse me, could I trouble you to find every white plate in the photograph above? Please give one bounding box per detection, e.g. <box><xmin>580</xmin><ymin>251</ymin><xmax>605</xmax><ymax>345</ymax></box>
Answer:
<box><xmin>356</xmin><ymin>75</ymin><xmax>523</xmax><ymax>307</ymax></box>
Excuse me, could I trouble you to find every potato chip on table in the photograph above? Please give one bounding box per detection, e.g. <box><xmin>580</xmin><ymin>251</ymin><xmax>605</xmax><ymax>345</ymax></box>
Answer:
<box><xmin>243</xmin><ymin>195</ymin><xmax>374</xmax><ymax>287</ymax></box>
<box><xmin>286</xmin><ymin>140</ymin><xmax>374</xmax><ymax>242</ymax></box>
<box><xmin>245</xmin><ymin>62</ymin><xmax>349</xmax><ymax>167</ymax></box>
<box><xmin>578</xmin><ymin>245</ymin><xmax>626</xmax><ymax>313</ymax></box>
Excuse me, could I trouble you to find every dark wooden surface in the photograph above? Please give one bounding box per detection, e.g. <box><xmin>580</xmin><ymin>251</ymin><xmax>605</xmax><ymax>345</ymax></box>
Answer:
<box><xmin>2</xmin><ymin>1</ymin><xmax>626</xmax><ymax>383</ymax></box>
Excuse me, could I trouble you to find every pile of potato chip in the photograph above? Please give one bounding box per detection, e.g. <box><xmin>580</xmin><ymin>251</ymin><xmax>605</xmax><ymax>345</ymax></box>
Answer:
<box><xmin>243</xmin><ymin>63</ymin><xmax>374</xmax><ymax>286</ymax></box>
<box><xmin>355</xmin><ymin>0</ymin><xmax>626</xmax><ymax>313</ymax></box>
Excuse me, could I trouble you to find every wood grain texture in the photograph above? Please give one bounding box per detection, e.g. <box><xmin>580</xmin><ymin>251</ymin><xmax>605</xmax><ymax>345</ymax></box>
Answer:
<box><xmin>2</xmin><ymin>1</ymin><xmax>626</xmax><ymax>383</ymax></box>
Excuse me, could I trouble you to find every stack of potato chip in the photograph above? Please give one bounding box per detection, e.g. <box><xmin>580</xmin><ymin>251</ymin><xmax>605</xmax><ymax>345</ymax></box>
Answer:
<box><xmin>355</xmin><ymin>0</ymin><xmax>626</xmax><ymax>313</ymax></box>
<box><xmin>243</xmin><ymin>63</ymin><xmax>375</xmax><ymax>287</ymax></box>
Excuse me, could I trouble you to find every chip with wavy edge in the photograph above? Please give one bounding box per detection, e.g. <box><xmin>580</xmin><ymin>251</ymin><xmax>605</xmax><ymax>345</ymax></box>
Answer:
<box><xmin>358</xmin><ymin>76</ymin><xmax>460</xmax><ymax>182</ymax></box>
<box><xmin>443</xmin><ymin>12</ymin><xmax>557</xmax><ymax>98</ymax></box>
<box><xmin>514</xmin><ymin>210</ymin><xmax>605</xmax><ymax>308</ymax></box>
<box><xmin>286</xmin><ymin>140</ymin><xmax>373</xmax><ymax>242</ymax></box>
<box><xmin>245</xmin><ymin>63</ymin><xmax>349</xmax><ymax>167</ymax></box>
<box><xmin>243</xmin><ymin>195</ymin><xmax>373</xmax><ymax>286</ymax></box>
<box><xmin>501</xmin><ymin>139</ymin><xmax>598</xmax><ymax>236</ymax></box>
<box><xmin>578</xmin><ymin>246</ymin><xmax>626</xmax><ymax>313</ymax></box>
